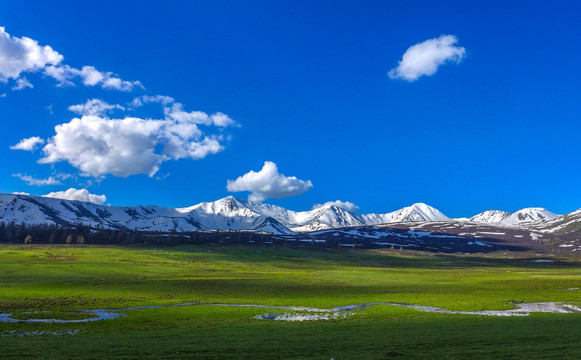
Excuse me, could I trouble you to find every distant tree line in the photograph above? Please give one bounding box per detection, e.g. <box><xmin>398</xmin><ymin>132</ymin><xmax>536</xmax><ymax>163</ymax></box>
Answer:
<box><xmin>0</xmin><ymin>222</ymin><xmax>346</xmax><ymax>247</ymax></box>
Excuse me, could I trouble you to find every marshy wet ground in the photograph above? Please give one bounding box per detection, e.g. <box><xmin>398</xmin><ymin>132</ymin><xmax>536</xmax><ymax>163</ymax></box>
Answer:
<box><xmin>1</xmin><ymin>301</ymin><xmax>580</xmax><ymax>326</ymax></box>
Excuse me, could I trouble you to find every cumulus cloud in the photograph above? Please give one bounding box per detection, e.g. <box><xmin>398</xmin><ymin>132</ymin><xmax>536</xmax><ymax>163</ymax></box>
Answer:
<box><xmin>388</xmin><ymin>35</ymin><xmax>466</xmax><ymax>82</ymax></box>
<box><xmin>13</xmin><ymin>173</ymin><xmax>62</xmax><ymax>186</ymax></box>
<box><xmin>68</xmin><ymin>99</ymin><xmax>125</xmax><ymax>116</ymax></box>
<box><xmin>36</xmin><ymin>113</ymin><xmax>226</xmax><ymax>178</ymax></box>
<box><xmin>0</xmin><ymin>27</ymin><xmax>63</xmax><ymax>81</ymax></box>
<box><xmin>11</xmin><ymin>77</ymin><xmax>33</xmax><ymax>90</ymax></box>
<box><xmin>226</xmin><ymin>161</ymin><xmax>313</xmax><ymax>202</ymax></box>
<box><xmin>42</xmin><ymin>187</ymin><xmax>106</xmax><ymax>205</ymax></box>
<box><xmin>10</xmin><ymin>136</ymin><xmax>45</xmax><ymax>151</ymax></box>
<box><xmin>312</xmin><ymin>200</ymin><xmax>360</xmax><ymax>212</ymax></box>
<box><xmin>44</xmin><ymin>64</ymin><xmax>143</xmax><ymax>91</ymax></box>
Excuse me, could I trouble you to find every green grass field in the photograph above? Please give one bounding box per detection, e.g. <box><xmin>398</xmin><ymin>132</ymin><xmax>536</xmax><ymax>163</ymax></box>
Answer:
<box><xmin>1</xmin><ymin>244</ymin><xmax>580</xmax><ymax>359</ymax></box>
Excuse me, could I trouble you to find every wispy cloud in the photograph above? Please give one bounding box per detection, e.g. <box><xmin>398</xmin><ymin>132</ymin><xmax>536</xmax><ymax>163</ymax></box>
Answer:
<box><xmin>227</xmin><ymin>161</ymin><xmax>313</xmax><ymax>202</ymax></box>
<box><xmin>0</xmin><ymin>27</ymin><xmax>142</xmax><ymax>92</ymax></box>
<box><xmin>44</xmin><ymin>64</ymin><xmax>143</xmax><ymax>91</ymax></box>
<box><xmin>11</xmin><ymin>77</ymin><xmax>33</xmax><ymax>90</ymax></box>
<box><xmin>388</xmin><ymin>35</ymin><xmax>466</xmax><ymax>82</ymax></box>
<box><xmin>13</xmin><ymin>173</ymin><xmax>62</xmax><ymax>186</ymax></box>
<box><xmin>68</xmin><ymin>99</ymin><xmax>125</xmax><ymax>116</ymax></box>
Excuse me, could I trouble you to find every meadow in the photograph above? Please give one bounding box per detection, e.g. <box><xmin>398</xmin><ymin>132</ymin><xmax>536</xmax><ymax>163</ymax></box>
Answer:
<box><xmin>0</xmin><ymin>244</ymin><xmax>580</xmax><ymax>359</ymax></box>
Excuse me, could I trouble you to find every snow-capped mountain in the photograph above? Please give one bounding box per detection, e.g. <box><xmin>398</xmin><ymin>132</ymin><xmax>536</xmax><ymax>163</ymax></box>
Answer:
<box><xmin>469</xmin><ymin>210</ymin><xmax>510</xmax><ymax>223</ymax></box>
<box><xmin>0</xmin><ymin>193</ymin><xmax>567</xmax><ymax>235</ymax></box>
<box><xmin>0</xmin><ymin>194</ymin><xmax>292</xmax><ymax>234</ymax></box>
<box><xmin>287</xmin><ymin>205</ymin><xmax>367</xmax><ymax>232</ymax></box>
<box><xmin>191</xmin><ymin>197</ymin><xmax>367</xmax><ymax>232</ymax></box>
<box><xmin>468</xmin><ymin>208</ymin><xmax>560</xmax><ymax>227</ymax></box>
<box><xmin>245</xmin><ymin>200</ymin><xmax>448</xmax><ymax>231</ymax></box>
<box><xmin>180</xmin><ymin>196</ymin><xmax>292</xmax><ymax>234</ymax></box>
<box><xmin>0</xmin><ymin>194</ymin><xmax>452</xmax><ymax>234</ymax></box>
<box><xmin>498</xmin><ymin>208</ymin><xmax>559</xmax><ymax>227</ymax></box>
<box><xmin>530</xmin><ymin>208</ymin><xmax>581</xmax><ymax>235</ymax></box>
<box><xmin>359</xmin><ymin>203</ymin><xmax>449</xmax><ymax>226</ymax></box>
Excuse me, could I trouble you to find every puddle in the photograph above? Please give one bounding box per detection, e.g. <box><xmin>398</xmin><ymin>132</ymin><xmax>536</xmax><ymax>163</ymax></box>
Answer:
<box><xmin>255</xmin><ymin>312</ymin><xmax>348</xmax><ymax>321</ymax></box>
<box><xmin>0</xmin><ymin>310</ymin><xmax>123</xmax><ymax>324</ymax></box>
<box><xmin>1</xmin><ymin>329</ymin><xmax>84</xmax><ymax>337</ymax></box>
<box><xmin>0</xmin><ymin>302</ymin><xmax>579</xmax><ymax>325</ymax></box>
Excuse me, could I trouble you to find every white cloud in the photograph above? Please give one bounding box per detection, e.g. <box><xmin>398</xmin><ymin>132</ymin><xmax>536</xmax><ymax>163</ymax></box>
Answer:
<box><xmin>0</xmin><ymin>27</ymin><xmax>63</xmax><ymax>81</ymax></box>
<box><xmin>42</xmin><ymin>187</ymin><xmax>106</xmax><ymax>205</ymax></box>
<box><xmin>226</xmin><ymin>161</ymin><xmax>313</xmax><ymax>202</ymax></box>
<box><xmin>312</xmin><ymin>200</ymin><xmax>360</xmax><ymax>212</ymax></box>
<box><xmin>129</xmin><ymin>95</ymin><xmax>175</xmax><ymax>110</ymax></box>
<box><xmin>36</xmin><ymin>113</ymin><xmax>226</xmax><ymax>178</ymax></box>
<box><xmin>141</xmin><ymin>95</ymin><xmax>175</xmax><ymax>106</ymax></box>
<box><xmin>12</xmin><ymin>191</ymin><xmax>30</xmax><ymax>195</ymax></box>
<box><xmin>130</xmin><ymin>94</ymin><xmax>176</xmax><ymax>109</ymax></box>
<box><xmin>44</xmin><ymin>64</ymin><xmax>142</xmax><ymax>91</ymax></box>
<box><xmin>10</xmin><ymin>136</ymin><xmax>45</xmax><ymax>151</ymax></box>
<box><xmin>164</xmin><ymin>103</ymin><xmax>237</xmax><ymax>127</ymax></box>
<box><xmin>131</xmin><ymin>95</ymin><xmax>236</xmax><ymax>128</ymax></box>
<box><xmin>13</xmin><ymin>173</ymin><xmax>62</xmax><ymax>186</ymax></box>
<box><xmin>11</xmin><ymin>77</ymin><xmax>33</xmax><ymax>90</ymax></box>
<box><xmin>68</xmin><ymin>99</ymin><xmax>125</xmax><ymax>116</ymax></box>
<box><xmin>388</xmin><ymin>35</ymin><xmax>466</xmax><ymax>82</ymax></box>
<box><xmin>0</xmin><ymin>27</ymin><xmax>141</xmax><ymax>92</ymax></box>
<box><xmin>42</xmin><ymin>64</ymin><xmax>77</xmax><ymax>86</ymax></box>
<box><xmin>79</xmin><ymin>65</ymin><xmax>104</xmax><ymax>86</ymax></box>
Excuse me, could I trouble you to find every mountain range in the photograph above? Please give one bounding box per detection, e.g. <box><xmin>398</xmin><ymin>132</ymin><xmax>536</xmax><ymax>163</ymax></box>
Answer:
<box><xmin>0</xmin><ymin>193</ymin><xmax>573</xmax><ymax>236</ymax></box>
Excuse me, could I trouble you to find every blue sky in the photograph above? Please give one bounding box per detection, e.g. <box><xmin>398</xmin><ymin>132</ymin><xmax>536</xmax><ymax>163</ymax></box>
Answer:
<box><xmin>0</xmin><ymin>1</ymin><xmax>580</xmax><ymax>217</ymax></box>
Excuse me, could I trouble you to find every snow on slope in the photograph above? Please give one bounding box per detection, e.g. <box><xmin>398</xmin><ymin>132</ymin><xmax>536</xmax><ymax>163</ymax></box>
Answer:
<box><xmin>288</xmin><ymin>205</ymin><xmax>367</xmax><ymax>232</ymax></box>
<box><xmin>470</xmin><ymin>210</ymin><xmax>510</xmax><ymax>224</ymax></box>
<box><xmin>182</xmin><ymin>196</ymin><xmax>292</xmax><ymax>234</ymax></box>
<box><xmin>0</xmin><ymin>194</ymin><xmax>292</xmax><ymax>234</ymax></box>
<box><xmin>361</xmin><ymin>203</ymin><xmax>450</xmax><ymax>224</ymax></box>
<box><xmin>244</xmin><ymin>200</ymin><xmax>449</xmax><ymax>231</ymax></box>
<box><xmin>0</xmin><ymin>194</ymin><xmax>452</xmax><ymax>234</ymax></box>
<box><xmin>534</xmin><ymin>208</ymin><xmax>581</xmax><ymax>234</ymax></box>
<box><xmin>0</xmin><ymin>193</ymin><xmax>205</xmax><ymax>232</ymax></box>
<box><xmin>1</xmin><ymin>193</ymin><xmax>565</xmax><ymax>234</ymax></box>
<box><xmin>387</xmin><ymin>203</ymin><xmax>451</xmax><ymax>222</ymax></box>
<box><xmin>499</xmin><ymin>208</ymin><xmax>559</xmax><ymax>227</ymax></box>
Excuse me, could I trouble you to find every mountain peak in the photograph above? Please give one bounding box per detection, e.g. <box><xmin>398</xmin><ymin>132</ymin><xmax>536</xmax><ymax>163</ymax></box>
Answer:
<box><xmin>0</xmin><ymin>193</ymin><xmax>569</xmax><ymax>234</ymax></box>
<box><xmin>393</xmin><ymin>203</ymin><xmax>449</xmax><ymax>222</ymax></box>
<box><xmin>499</xmin><ymin>207</ymin><xmax>559</xmax><ymax>227</ymax></box>
<box><xmin>470</xmin><ymin>210</ymin><xmax>511</xmax><ymax>223</ymax></box>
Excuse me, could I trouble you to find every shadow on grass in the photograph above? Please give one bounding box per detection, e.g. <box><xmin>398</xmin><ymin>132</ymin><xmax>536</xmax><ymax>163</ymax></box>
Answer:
<box><xmin>155</xmin><ymin>243</ymin><xmax>581</xmax><ymax>270</ymax></box>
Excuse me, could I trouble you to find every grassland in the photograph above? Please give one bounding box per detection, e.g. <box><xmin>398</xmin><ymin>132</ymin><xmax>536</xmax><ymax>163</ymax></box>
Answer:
<box><xmin>0</xmin><ymin>244</ymin><xmax>580</xmax><ymax>359</ymax></box>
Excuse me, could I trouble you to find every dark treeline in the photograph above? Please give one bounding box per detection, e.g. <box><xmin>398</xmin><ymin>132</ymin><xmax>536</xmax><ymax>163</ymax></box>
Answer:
<box><xmin>1</xmin><ymin>223</ymin><xmax>540</xmax><ymax>254</ymax></box>
<box><xmin>0</xmin><ymin>222</ymin><xmax>343</xmax><ymax>247</ymax></box>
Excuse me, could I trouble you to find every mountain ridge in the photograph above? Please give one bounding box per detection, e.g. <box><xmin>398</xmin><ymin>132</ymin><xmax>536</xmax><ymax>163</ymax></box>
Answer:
<box><xmin>0</xmin><ymin>193</ymin><xmax>573</xmax><ymax>235</ymax></box>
